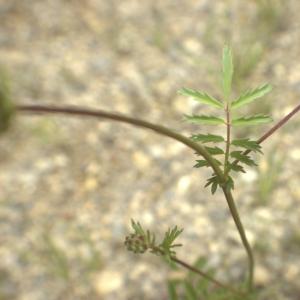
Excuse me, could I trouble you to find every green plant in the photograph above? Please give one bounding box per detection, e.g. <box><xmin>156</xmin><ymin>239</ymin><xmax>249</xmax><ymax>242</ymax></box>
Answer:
<box><xmin>2</xmin><ymin>45</ymin><xmax>300</xmax><ymax>298</ymax></box>
<box><xmin>123</xmin><ymin>46</ymin><xmax>275</xmax><ymax>296</ymax></box>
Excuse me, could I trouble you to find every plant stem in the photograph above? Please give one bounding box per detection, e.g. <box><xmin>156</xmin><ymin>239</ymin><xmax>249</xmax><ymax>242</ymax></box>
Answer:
<box><xmin>224</xmin><ymin>105</ymin><xmax>231</xmax><ymax>178</ymax></box>
<box><xmin>149</xmin><ymin>245</ymin><xmax>244</xmax><ymax>296</ymax></box>
<box><xmin>222</xmin><ymin>188</ymin><xmax>254</xmax><ymax>291</ymax></box>
<box><xmin>231</xmin><ymin>102</ymin><xmax>300</xmax><ymax>167</ymax></box>
<box><xmin>16</xmin><ymin>104</ymin><xmax>226</xmax><ymax>182</ymax></box>
<box><xmin>16</xmin><ymin>104</ymin><xmax>255</xmax><ymax>292</ymax></box>
<box><xmin>171</xmin><ymin>255</ymin><xmax>245</xmax><ymax>297</ymax></box>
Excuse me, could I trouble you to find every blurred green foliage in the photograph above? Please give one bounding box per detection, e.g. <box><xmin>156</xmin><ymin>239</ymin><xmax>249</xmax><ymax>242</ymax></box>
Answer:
<box><xmin>0</xmin><ymin>67</ymin><xmax>14</xmax><ymax>135</ymax></box>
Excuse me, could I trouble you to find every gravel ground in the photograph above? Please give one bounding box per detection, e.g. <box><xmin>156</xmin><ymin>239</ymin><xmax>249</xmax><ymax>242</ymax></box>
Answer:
<box><xmin>0</xmin><ymin>1</ymin><xmax>300</xmax><ymax>299</ymax></box>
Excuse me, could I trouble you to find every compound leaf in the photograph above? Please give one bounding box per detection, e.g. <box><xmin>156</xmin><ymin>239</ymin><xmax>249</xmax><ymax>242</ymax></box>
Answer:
<box><xmin>232</xmin><ymin>83</ymin><xmax>272</xmax><ymax>109</ymax></box>
<box><xmin>190</xmin><ymin>133</ymin><xmax>225</xmax><ymax>143</ymax></box>
<box><xmin>232</xmin><ymin>115</ymin><xmax>272</xmax><ymax>126</ymax></box>
<box><xmin>230</xmin><ymin>151</ymin><xmax>257</xmax><ymax>166</ymax></box>
<box><xmin>222</xmin><ymin>45</ymin><xmax>233</xmax><ymax>99</ymax></box>
<box><xmin>231</xmin><ymin>138</ymin><xmax>262</xmax><ymax>153</ymax></box>
<box><xmin>179</xmin><ymin>88</ymin><xmax>223</xmax><ymax>109</ymax></box>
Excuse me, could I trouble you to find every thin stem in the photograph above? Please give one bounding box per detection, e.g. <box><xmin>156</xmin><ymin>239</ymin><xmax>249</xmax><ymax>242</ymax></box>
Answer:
<box><xmin>224</xmin><ymin>105</ymin><xmax>231</xmax><ymax>177</ymax></box>
<box><xmin>222</xmin><ymin>188</ymin><xmax>254</xmax><ymax>291</ymax></box>
<box><xmin>150</xmin><ymin>246</ymin><xmax>244</xmax><ymax>296</ymax></box>
<box><xmin>16</xmin><ymin>104</ymin><xmax>225</xmax><ymax>182</ymax></box>
<box><xmin>16</xmin><ymin>104</ymin><xmax>254</xmax><ymax>291</ymax></box>
<box><xmin>231</xmin><ymin>102</ymin><xmax>300</xmax><ymax>167</ymax></box>
<box><xmin>171</xmin><ymin>255</ymin><xmax>245</xmax><ymax>297</ymax></box>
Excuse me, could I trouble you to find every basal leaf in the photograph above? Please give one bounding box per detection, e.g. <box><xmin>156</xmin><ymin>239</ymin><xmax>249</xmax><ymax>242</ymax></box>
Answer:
<box><xmin>204</xmin><ymin>146</ymin><xmax>224</xmax><ymax>155</ymax></box>
<box><xmin>184</xmin><ymin>115</ymin><xmax>225</xmax><ymax>125</ymax></box>
<box><xmin>231</xmin><ymin>83</ymin><xmax>272</xmax><ymax>109</ymax></box>
<box><xmin>178</xmin><ymin>88</ymin><xmax>223</xmax><ymax>109</ymax></box>
<box><xmin>231</xmin><ymin>138</ymin><xmax>262</xmax><ymax>153</ymax></box>
<box><xmin>232</xmin><ymin>115</ymin><xmax>272</xmax><ymax>126</ymax></box>
<box><xmin>222</xmin><ymin>45</ymin><xmax>233</xmax><ymax>100</ymax></box>
<box><xmin>190</xmin><ymin>133</ymin><xmax>225</xmax><ymax>143</ymax></box>
<box><xmin>230</xmin><ymin>151</ymin><xmax>257</xmax><ymax>166</ymax></box>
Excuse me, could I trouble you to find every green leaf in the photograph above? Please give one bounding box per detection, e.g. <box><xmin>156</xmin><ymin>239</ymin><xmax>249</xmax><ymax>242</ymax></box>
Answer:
<box><xmin>232</xmin><ymin>115</ymin><xmax>272</xmax><ymax>126</ymax></box>
<box><xmin>204</xmin><ymin>146</ymin><xmax>224</xmax><ymax>155</ymax></box>
<box><xmin>193</xmin><ymin>160</ymin><xmax>209</xmax><ymax>168</ymax></box>
<box><xmin>231</xmin><ymin>138</ymin><xmax>262</xmax><ymax>153</ymax></box>
<box><xmin>178</xmin><ymin>88</ymin><xmax>223</xmax><ymax>109</ymax></box>
<box><xmin>230</xmin><ymin>151</ymin><xmax>257</xmax><ymax>166</ymax></box>
<box><xmin>184</xmin><ymin>115</ymin><xmax>225</xmax><ymax>125</ymax></box>
<box><xmin>228</xmin><ymin>163</ymin><xmax>246</xmax><ymax>173</ymax></box>
<box><xmin>226</xmin><ymin>176</ymin><xmax>235</xmax><ymax>191</ymax></box>
<box><xmin>194</xmin><ymin>159</ymin><xmax>222</xmax><ymax>168</ymax></box>
<box><xmin>190</xmin><ymin>133</ymin><xmax>225</xmax><ymax>143</ymax></box>
<box><xmin>211</xmin><ymin>181</ymin><xmax>218</xmax><ymax>194</ymax></box>
<box><xmin>222</xmin><ymin>45</ymin><xmax>233</xmax><ymax>99</ymax></box>
<box><xmin>131</xmin><ymin>219</ymin><xmax>145</xmax><ymax>236</ymax></box>
<box><xmin>168</xmin><ymin>280</ymin><xmax>179</xmax><ymax>300</ymax></box>
<box><xmin>188</xmin><ymin>257</ymin><xmax>207</xmax><ymax>280</ymax></box>
<box><xmin>160</xmin><ymin>226</ymin><xmax>183</xmax><ymax>257</ymax></box>
<box><xmin>0</xmin><ymin>69</ymin><xmax>15</xmax><ymax>134</ymax></box>
<box><xmin>231</xmin><ymin>83</ymin><xmax>272</xmax><ymax>109</ymax></box>
<box><xmin>205</xmin><ymin>175</ymin><xmax>218</xmax><ymax>187</ymax></box>
<box><xmin>184</xmin><ymin>280</ymin><xmax>198</xmax><ymax>300</ymax></box>
<box><xmin>204</xmin><ymin>175</ymin><xmax>221</xmax><ymax>194</ymax></box>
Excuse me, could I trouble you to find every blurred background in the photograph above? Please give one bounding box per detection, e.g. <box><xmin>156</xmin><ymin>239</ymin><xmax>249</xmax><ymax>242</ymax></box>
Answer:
<box><xmin>0</xmin><ymin>0</ymin><xmax>300</xmax><ymax>299</ymax></box>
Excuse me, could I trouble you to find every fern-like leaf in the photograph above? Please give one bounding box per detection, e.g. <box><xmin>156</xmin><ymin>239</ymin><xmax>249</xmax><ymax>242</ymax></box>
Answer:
<box><xmin>204</xmin><ymin>146</ymin><xmax>224</xmax><ymax>155</ymax></box>
<box><xmin>194</xmin><ymin>159</ymin><xmax>222</xmax><ymax>168</ymax></box>
<box><xmin>184</xmin><ymin>115</ymin><xmax>225</xmax><ymax>125</ymax></box>
<box><xmin>190</xmin><ymin>133</ymin><xmax>225</xmax><ymax>143</ymax></box>
<box><xmin>231</xmin><ymin>138</ymin><xmax>262</xmax><ymax>153</ymax></box>
<box><xmin>179</xmin><ymin>88</ymin><xmax>223</xmax><ymax>109</ymax></box>
<box><xmin>228</xmin><ymin>163</ymin><xmax>246</xmax><ymax>173</ymax></box>
<box><xmin>231</xmin><ymin>83</ymin><xmax>272</xmax><ymax>109</ymax></box>
<box><xmin>232</xmin><ymin>115</ymin><xmax>272</xmax><ymax>126</ymax></box>
<box><xmin>230</xmin><ymin>151</ymin><xmax>257</xmax><ymax>166</ymax></box>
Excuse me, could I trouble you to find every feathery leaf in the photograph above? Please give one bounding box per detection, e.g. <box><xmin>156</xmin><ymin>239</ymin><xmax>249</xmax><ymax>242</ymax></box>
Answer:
<box><xmin>204</xmin><ymin>146</ymin><xmax>224</xmax><ymax>155</ymax></box>
<box><xmin>232</xmin><ymin>84</ymin><xmax>272</xmax><ymax>109</ymax></box>
<box><xmin>190</xmin><ymin>133</ymin><xmax>225</xmax><ymax>143</ymax></box>
<box><xmin>231</xmin><ymin>138</ymin><xmax>262</xmax><ymax>153</ymax></box>
<box><xmin>230</xmin><ymin>151</ymin><xmax>257</xmax><ymax>166</ymax></box>
<box><xmin>194</xmin><ymin>159</ymin><xmax>222</xmax><ymax>168</ymax></box>
<box><xmin>228</xmin><ymin>163</ymin><xmax>246</xmax><ymax>173</ymax></box>
<box><xmin>178</xmin><ymin>88</ymin><xmax>223</xmax><ymax>109</ymax></box>
<box><xmin>232</xmin><ymin>115</ymin><xmax>272</xmax><ymax>126</ymax></box>
<box><xmin>184</xmin><ymin>115</ymin><xmax>225</xmax><ymax>125</ymax></box>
